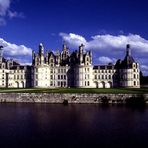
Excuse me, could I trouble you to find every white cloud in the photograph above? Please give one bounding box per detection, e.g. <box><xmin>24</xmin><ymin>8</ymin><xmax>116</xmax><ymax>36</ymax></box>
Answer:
<box><xmin>8</xmin><ymin>10</ymin><xmax>25</xmax><ymax>19</ymax></box>
<box><xmin>0</xmin><ymin>17</ymin><xmax>6</xmax><ymax>26</ymax></box>
<box><xmin>60</xmin><ymin>33</ymin><xmax>148</xmax><ymax>53</ymax></box>
<box><xmin>59</xmin><ymin>33</ymin><xmax>87</xmax><ymax>47</ymax></box>
<box><xmin>97</xmin><ymin>56</ymin><xmax>116</xmax><ymax>64</ymax></box>
<box><xmin>141</xmin><ymin>65</ymin><xmax>148</xmax><ymax>70</ymax></box>
<box><xmin>60</xmin><ymin>32</ymin><xmax>148</xmax><ymax>75</ymax></box>
<box><xmin>0</xmin><ymin>0</ymin><xmax>11</xmax><ymax>16</ymax></box>
<box><xmin>0</xmin><ymin>0</ymin><xmax>24</xmax><ymax>25</ymax></box>
<box><xmin>0</xmin><ymin>38</ymin><xmax>32</xmax><ymax>64</ymax></box>
<box><xmin>141</xmin><ymin>65</ymin><xmax>148</xmax><ymax>76</ymax></box>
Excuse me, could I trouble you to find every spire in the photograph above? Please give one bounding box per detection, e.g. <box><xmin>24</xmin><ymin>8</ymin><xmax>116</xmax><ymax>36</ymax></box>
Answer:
<box><xmin>79</xmin><ymin>44</ymin><xmax>84</xmax><ymax>64</ymax></box>
<box><xmin>79</xmin><ymin>44</ymin><xmax>84</xmax><ymax>53</ymax></box>
<box><xmin>38</xmin><ymin>43</ymin><xmax>45</xmax><ymax>65</ymax></box>
<box><xmin>39</xmin><ymin>43</ymin><xmax>44</xmax><ymax>55</ymax></box>
<box><xmin>126</xmin><ymin>44</ymin><xmax>131</xmax><ymax>56</ymax></box>
<box><xmin>63</xmin><ymin>41</ymin><xmax>67</xmax><ymax>50</ymax></box>
<box><xmin>122</xmin><ymin>44</ymin><xmax>135</xmax><ymax>69</ymax></box>
<box><xmin>32</xmin><ymin>50</ymin><xmax>35</xmax><ymax>59</ymax></box>
<box><xmin>0</xmin><ymin>45</ymin><xmax>3</xmax><ymax>57</ymax></box>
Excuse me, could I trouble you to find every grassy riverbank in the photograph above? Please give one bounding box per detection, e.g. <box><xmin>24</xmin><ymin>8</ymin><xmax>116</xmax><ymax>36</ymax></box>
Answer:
<box><xmin>0</xmin><ymin>88</ymin><xmax>147</xmax><ymax>94</ymax></box>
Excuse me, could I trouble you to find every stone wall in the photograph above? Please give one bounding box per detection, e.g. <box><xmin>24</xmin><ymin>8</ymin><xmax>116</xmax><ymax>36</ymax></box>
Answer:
<box><xmin>0</xmin><ymin>93</ymin><xmax>148</xmax><ymax>104</ymax></box>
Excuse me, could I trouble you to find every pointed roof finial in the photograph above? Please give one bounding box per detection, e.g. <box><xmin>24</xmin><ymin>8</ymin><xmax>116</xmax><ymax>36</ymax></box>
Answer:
<box><xmin>63</xmin><ymin>41</ymin><xmax>67</xmax><ymax>49</ymax></box>
<box><xmin>126</xmin><ymin>44</ymin><xmax>130</xmax><ymax>49</ymax></box>
<box><xmin>39</xmin><ymin>43</ymin><xmax>44</xmax><ymax>54</ymax></box>
<box><xmin>126</xmin><ymin>44</ymin><xmax>131</xmax><ymax>56</ymax></box>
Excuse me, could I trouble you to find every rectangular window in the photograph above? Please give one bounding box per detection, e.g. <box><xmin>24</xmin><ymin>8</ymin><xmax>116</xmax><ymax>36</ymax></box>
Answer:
<box><xmin>50</xmin><ymin>81</ymin><xmax>53</xmax><ymax>86</ymax></box>
<box><xmin>50</xmin><ymin>75</ymin><xmax>53</xmax><ymax>80</ymax></box>
<box><xmin>109</xmin><ymin>75</ymin><xmax>111</xmax><ymax>79</ymax></box>
<box><xmin>85</xmin><ymin>75</ymin><xmax>87</xmax><ymax>79</ymax></box>
<box><xmin>64</xmin><ymin>81</ymin><xmax>66</xmax><ymax>86</ymax></box>
<box><xmin>61</xmin><ymin>75</ymin><xmax>63</xmax><ymax>79</ymax></box>
<box><xmin>64</xmin><ymin>75</ymin><xmax>66</xmax><ymax>80</ymax></box>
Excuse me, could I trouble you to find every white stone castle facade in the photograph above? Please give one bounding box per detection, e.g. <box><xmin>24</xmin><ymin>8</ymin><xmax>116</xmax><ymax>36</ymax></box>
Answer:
<box><xmin>0</xmin><ymin>43</ymin><xmax>140</xmax><ymax>88</ymax></box>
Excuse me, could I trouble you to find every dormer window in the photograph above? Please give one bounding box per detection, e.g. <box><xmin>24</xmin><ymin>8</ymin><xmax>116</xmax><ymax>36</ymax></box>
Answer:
<box><xmin>51</xmin><ymin>59</ymin><xmax>54</xmax><ymax>63</ymax></box>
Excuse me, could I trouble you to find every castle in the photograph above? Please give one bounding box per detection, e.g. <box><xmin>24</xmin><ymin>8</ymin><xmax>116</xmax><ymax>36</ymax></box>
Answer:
<box><xmin>0</xmin><ymin>43</ymin><xmax>140</xmax><ymax>88</ymax></box>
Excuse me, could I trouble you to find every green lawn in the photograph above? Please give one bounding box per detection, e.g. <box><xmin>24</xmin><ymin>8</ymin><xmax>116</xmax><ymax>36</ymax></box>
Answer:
<box><xmin>0</xmin><ymin>88</ymin><xmax>147</xmax><ymax>94</ymax></box>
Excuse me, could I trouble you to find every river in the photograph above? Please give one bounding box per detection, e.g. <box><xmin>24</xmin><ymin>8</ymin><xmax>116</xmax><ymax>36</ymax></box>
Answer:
<box><xmin>0</xmin><ymin>103</ymin><xmax>147</xmax><ymax>148</ymax></box>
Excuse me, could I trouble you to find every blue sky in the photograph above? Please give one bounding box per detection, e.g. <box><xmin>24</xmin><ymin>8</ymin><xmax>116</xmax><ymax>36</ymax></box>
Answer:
<box><xmin>0</xmin><ymin>0</ymin><xmax>148</xmax><ymax>75</ymax></box>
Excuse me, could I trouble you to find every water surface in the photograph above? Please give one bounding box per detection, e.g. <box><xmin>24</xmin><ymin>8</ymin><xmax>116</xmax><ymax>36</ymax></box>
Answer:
<box><xmin>0</xmin><ymin>103</ymin><xmax>148</xmax><ymax>148</ymax></box>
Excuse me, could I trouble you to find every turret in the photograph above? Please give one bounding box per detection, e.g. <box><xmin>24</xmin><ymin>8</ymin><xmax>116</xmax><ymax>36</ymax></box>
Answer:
<box><xmin>55</xmin><ymin>50</ymin><xmax>60</xmax><ymax>65</ymax></box>
<box><xmin>39</xmin><ymin>43</ymin><xmax>44</xmax><ymax>55</ymax></box>
<box><xmin>117</xmin><ymin>44</ymin><xmax>140</xmax><ymax>88</ymax></box>
<box><xmin>38</xmin><ymin>43</ymin><xmax>44</xmax><ymax>65</ymax></box>
<box><xmin>79</xmin><ymin>44</ymin><xmax>84</xmax><ymax>64</ymax></box>
<box><xmin>45</xmin><ymin>51</ymin><xmax>49</xmax><ymax>64</ymax></box>
<box><xmin>61</xmin><ymin>42</ymin><xmax>70</xmax><ymax>65</ymax></box>
<box><xmin>0</xmin><ymin>46</ymin><xmax>3</xmax><ymax>63</ymax></box>
<box><xmin>32</xmin><ymin>50</ymin><xmax>35</xmax><ymax>65</ymax></box>
<box><xmin>63</xmin><ymin>41</ymin><xmax>67</xmax><ymax>51</ymax></box>
<box><xmin>89</xmin><ymin>50</ymin><xmax>92</xmax><ymax>64</ymax></box>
